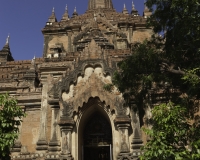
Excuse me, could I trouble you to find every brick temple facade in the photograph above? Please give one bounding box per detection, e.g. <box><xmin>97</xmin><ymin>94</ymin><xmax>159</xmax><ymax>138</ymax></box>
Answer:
<box><xmin>0</xmin><ymin>0</ymin><xmax>152</xmax><ymax>159</ymax></box>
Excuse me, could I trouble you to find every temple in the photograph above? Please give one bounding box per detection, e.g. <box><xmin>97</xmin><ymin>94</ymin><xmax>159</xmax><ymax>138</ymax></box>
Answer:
<box><xmin>0</xmin><ymin>0</ymin><xmax>153</xmax><ymax>159</ymax></box>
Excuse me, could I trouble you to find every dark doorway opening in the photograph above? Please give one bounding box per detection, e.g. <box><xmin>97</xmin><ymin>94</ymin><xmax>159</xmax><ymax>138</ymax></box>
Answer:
<box><xmin>83</xmin><ymin>113</ymin><xmax>112</xmax><ymax>160</ymax></box>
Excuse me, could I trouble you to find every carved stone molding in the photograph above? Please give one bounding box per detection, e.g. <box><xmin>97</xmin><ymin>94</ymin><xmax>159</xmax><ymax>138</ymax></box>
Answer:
<box><xmin>48</xmin><ymin>59</ymin><xmax>114</xmax><ymax>99</ymax></box>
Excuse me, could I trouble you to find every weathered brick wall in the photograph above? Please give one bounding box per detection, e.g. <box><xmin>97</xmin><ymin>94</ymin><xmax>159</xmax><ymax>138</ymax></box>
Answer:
<box><xmin>20</xmin><ymin>110</ymin><xmax>41</xmax><ymax>153</ymax></box>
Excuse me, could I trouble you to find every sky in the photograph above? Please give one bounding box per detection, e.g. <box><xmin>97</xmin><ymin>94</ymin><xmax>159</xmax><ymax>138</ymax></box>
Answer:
<box><xmin>0</xmin><ymin>0</ymin><xmax>146</xmax><ymax>60</ymax></box>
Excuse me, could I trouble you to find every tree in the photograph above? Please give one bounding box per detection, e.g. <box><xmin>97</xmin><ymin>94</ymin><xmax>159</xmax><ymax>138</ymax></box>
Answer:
<box><xmin>106</xmin><ymin>0</ymin><xmax>200</xmax><ymax>159</ymax></box>
<box><xmin>0</xmin><ymin>94</ymin><xmax>25</xmax><ymax>159</ymax></box>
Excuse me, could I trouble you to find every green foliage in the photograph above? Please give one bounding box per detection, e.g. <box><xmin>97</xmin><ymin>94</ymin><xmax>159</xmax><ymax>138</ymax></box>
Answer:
<box><xmin>109</xmin><ymin>0</ymin><xmax>200</xmax><ymax>159</ymax></box>
<box><xmin>146</xmin><ymin>0</ymin><xmax>200</xmax><ymax>68</ymax></box>
<box><xmin>182</xmin><ymin>68</ymin><xmax>200</xmax><ymax>87</ymax></box>
<box><xmin>140</xmin><ymin>102</ymin><xmax>200</xmax><ymax>160</ymax></box>
<box><xmin>113</xmin><ymin>41</ymin><xmax>164</xmax><ymax>105</ymax></box>
<box><xmin>0</xmin><ymin>94</ymin><xmax>25</xmax><ymax>159</ymax></box>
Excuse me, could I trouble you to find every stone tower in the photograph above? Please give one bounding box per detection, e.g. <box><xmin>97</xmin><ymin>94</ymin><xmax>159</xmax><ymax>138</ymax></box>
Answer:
<box><xmin>0</xmin><ymin>0</ymin><xmax>153</xmax><ymax>160</ymax></box>
<box><xmin>88</xmin><ymin>0</ymin><xmax>113</xmax><ymax>10</ymax></box>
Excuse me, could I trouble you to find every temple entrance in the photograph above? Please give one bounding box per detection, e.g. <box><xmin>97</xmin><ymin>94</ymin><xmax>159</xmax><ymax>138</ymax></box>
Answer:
<box><xmin>83</xmin><ymin>113</ymin><xmax>112</xmax><ymax>160</ymax></box>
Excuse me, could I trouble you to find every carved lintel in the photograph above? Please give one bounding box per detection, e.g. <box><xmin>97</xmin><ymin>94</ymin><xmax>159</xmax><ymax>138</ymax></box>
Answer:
<box><xmin>114</xmin><ymin>116</ymin><xmax>131</xmax><ymax>124</ymax></box>
<box><xmin>58</xmin><ymin>118</ymin><xmax>75</xmax><ymax>127</ymax></box>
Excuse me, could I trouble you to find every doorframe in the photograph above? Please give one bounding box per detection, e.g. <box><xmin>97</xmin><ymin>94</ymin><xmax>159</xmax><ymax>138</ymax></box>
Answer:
<box><xmin>76</xmin><ymin>98</ymin><xmax>115</xmax><ymax>160</ymax></box>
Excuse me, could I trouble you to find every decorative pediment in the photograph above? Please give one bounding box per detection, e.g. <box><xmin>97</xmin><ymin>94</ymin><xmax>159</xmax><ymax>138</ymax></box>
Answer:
<box><xmin>48</xmin><ymin>59</ymin><xmax>114</xmax><ymax>100</ymax></box>
<box><xmin>48</xmin><ymin>59</ymin><xmax>129</xmax><ymax>116</ymax></box>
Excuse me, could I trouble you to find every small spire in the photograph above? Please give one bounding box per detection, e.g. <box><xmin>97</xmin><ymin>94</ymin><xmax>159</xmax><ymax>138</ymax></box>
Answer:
<box><xmin>72</xmin><ymin>6</ymin><xmax>78</xmax><ymax>18</ymax></box>
<box><xmin>131</xmin><ymin>1</ymin><xmax>138</xmax><ymax>16</ymax></box>
<box><xmin>65</xmin><ymin>4</ymin><xmax>68</xmax><ymax>11</ymax></box>
<box><xmin>124</xmin><ymin>4</ymin><xmax>126</xmax><ymax>9</ymax></box>
<box><xmin>132</xmin><ymin>1</ymin><xmax>135</xmax><ymax>9</ymax></box>
<box><xmin>122</xmin><ymin>3</ymin><xmax>129</xmax><ymax>15</ymax></box>
<box><xmin>31</xmin><ymin>55</ymin><xmax>36</xmax><ymax>69</ymax></box>
<box><xmin>47</xmin><ymin>7</ymin><xmax>57</xmax><ymax>23</ymax></box>
<box><xmin>6</xmin><ymin>34</ymin><xmax>10</xmax><ymax>45</ymax></box>
<box><xmin>61</xmin><ymin>4</ymin><xmax>70</xmax><ymax>21</ymax></box>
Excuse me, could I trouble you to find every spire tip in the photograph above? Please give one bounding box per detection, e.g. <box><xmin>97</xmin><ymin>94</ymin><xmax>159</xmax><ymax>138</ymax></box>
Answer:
<box><xmin>6</xmin><ymin>34</ymin><xmax>10</xmax><ymax>45</ymax></box>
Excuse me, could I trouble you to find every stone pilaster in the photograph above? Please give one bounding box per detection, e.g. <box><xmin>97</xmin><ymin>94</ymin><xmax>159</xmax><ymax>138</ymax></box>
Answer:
<box><xmin>58</xmin><ymin>118</ymin><xmax>75</xmax><ymax>160</ymax></box>
<box><xmin>68</xmin><ymin>32</ymin><xmax>72</xmax><ymax>52</ymax></box>
<box><xmin>48</xmin><ymin>104</ymin><xmax>60</xmax><ymax>152</ymax></box>
<box><xmin>131</xmin><ymin>128</ymin><xmax>143</xmax><ymax>159</ymax></box>
<box><xmin>131</xmin><ymin>109</ymin><xmax>143</xmax><ymax>159</ymax></box>
<box><xmin>36</xmin><ymin>83</ymin><xmax>49</xmax><ymax>151</ymax></box>
<box><xmin>115</xmin><ymin>116</ymin><xmax>133</xmax><ymax>159</ymax></box>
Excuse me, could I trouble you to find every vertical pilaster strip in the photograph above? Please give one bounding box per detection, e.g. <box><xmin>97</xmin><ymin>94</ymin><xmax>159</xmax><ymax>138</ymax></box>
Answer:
<box><xmin>117</xmin><ymin>124</ymin><xmax>130</xmax><ymax>153</ymax></box>
<box><xmin>114</xmin><ymin>116</ymin><xmax>133</xmax><ymax>159</ymax></box>
<box><xmin>36</xmin><ymin>84</ymin><xmax>48</xmax><ymax>151</ymax></box>
<box><xmin>68</xmin><ymin>32</ymin><xmax>72</xmax><ymax>52</ymax></box>
<box><xmin>131</xmin><ymin>103</ymin><xmax>143</xmax><ymax>158</ymax></box>
<box><xmin>48</xmin><ymin>106</ymin><xmax>60</xmax><ymax>152</ymax></box>
<box><xmin>59</xmin><ymin>118</ymin><xmax>75</xmax><ymax>160</ymax></box>
<box><xmin>129</xmin><ymin>27</ymin><xmax>133</xmax><ymax>43</ymax></box>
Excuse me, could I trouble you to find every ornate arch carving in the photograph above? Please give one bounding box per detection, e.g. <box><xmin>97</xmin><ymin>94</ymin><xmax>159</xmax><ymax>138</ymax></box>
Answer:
<box><xmin>48</xmin><ymin>59</ymin><xmax>114</xmax><ymax>100</ymax></box>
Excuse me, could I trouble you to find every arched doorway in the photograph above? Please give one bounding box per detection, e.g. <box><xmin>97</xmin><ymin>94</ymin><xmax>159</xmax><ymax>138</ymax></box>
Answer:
<box><xmin>77</xmin><ymin>98</ymin><xmax>113</xmax><ymax>160</ymax></box>
<box><xmin>83</xmin><ymin>112</ymin><xmax>112</xmax><ymax>160</ymax></box>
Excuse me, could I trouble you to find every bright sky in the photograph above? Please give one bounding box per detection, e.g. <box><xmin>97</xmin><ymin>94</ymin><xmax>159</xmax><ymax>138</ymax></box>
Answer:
<box><xmin>0</xmin><ymin>0</ymin><xmax>146</xmax><ymax>60</ymax></box>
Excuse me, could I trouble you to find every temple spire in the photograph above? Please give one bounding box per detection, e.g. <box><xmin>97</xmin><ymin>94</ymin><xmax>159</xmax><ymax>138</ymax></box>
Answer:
<box><xmin>131</xmin><ymin>1</ymin><xmax>138</xmax><ymax>16</ymax></box>
<box><xmin>61</xmin><ymin>4</ymin><xmax>70</xmax><ymax>21</ymax></box>
<box><xmin>132</xmin><ymin>1</ymin><xmax>135</xmax><ymax>10</ymax></box>
<box><xmin>88</xmin><ymin>0</ymin><xmax>114</xmax><ymax>10</ymax></box>
<box><xmin>5</xmin><ymin>34</ymin><xmax>10</xmax><ymax>45</ymax></box>
<box><xmin>0</xmin><ymin>35</ymin><xmax>14</xmax><ymax>62</ymax></box>
<box><xmin>48</xmin><ymin>7</ymin><xmax>57</xmax><ymax>23</ymax></box>
<box><xmin>72</xmin><ymin>6</ymin><xmax>78</xmax><ymax>18</ymax></box>
<box><xmin>122</xmin><ymin>3</ymin><xmax>129</xmax><ymax>15</ymax></box>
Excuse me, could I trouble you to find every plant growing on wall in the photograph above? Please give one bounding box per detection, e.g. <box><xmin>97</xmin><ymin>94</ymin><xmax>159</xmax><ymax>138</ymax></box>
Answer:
<box><xmin>0</xmin><ymin>94</ymin><xmax>25</xmax><ymax>159</ymax></box>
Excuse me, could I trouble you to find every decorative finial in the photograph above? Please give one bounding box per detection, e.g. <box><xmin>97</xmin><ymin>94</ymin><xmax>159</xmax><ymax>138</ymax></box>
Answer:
<box><xmin>124</xmin><ymin>3</ymin><xmax>126</xmax><ymax>9</ymax></box>
<box><xmin>65</xmin><ymin>4</ymin><xmax>68</xmax><ymax>11</ymax></box>
<box><xmin>6</xmin><ymin>34</ymin><xmax>10</xmax><ymax>45</ymax></box>
<box><xmin>132</xmin><ymin>1</ymin><xmax>135</xmax><ymax>9</ymax></box>
<box><xmin>74</xmin><ymin>6</ymin><xmax>76</xmax><ymax>12</ymax></box>
<box><xmin>31</xmin><ymin>55</ymin><xmax>36</xmax><ymax>66</ymax></box>
<box><xmin>52</xmin><ymin>7</ymin><xmax>55</xmax><ymax>13</ymax></box>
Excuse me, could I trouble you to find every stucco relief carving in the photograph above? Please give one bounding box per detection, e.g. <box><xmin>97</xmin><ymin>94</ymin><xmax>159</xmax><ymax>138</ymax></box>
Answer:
<box><xmin>48</xmin><ymin>60</ymin><xmax>127</xmax><ymax>118</ymax></box>
<box><xmin>48</xmin><ymin>60</ymin><xmax>114</xmax><ymax>99</ymax></box>
<box><xmin>115</xmin><ymin>97</ymin><xmax>129</xmax><ymax>116</ymax></box>
<box><xmin>60</xmin><ymin>100</ymin><xmax>74</xmax><ymax>118</ymax></box>
<box><xmin>62</xmin><ymin>133</ymin><xmax>70</xmax><ymax>154</ymax></box>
